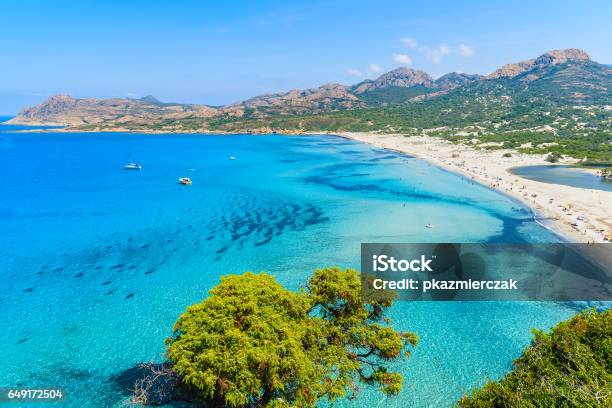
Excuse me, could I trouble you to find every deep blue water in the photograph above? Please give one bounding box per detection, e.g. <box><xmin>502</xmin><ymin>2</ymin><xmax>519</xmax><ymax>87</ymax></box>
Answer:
<box><xmin>0</xmin><ymin>128</ymin><xmax>576</xmax><ymax>407</ymax></box>
<box><xmin>510</xmin><ymin>164</ymin><xmax>612</xmax><ymax>192</ymax></box>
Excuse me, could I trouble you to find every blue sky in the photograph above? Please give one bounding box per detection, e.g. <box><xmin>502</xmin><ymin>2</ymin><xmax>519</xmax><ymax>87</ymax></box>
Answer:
<box><xmin>1</xmin><ymin>0</ymin><xmax>610</xmax><ymax>113</ymax></box>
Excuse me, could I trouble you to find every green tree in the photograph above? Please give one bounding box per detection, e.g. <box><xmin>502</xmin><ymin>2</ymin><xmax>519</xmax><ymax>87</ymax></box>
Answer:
<box><xmin>458</xmin><ymin>309</ymin><xmax>612</xmax><ymax>407</ymax></box>
<box><xmin>166</xmin><ymin>268</ymin><xmax>417</xmax><ymax>407</ymax></box>
<box><xmin>545</xmin><ymin>152</ymin><xmax>561</xmax><ymax>163</ymax></box>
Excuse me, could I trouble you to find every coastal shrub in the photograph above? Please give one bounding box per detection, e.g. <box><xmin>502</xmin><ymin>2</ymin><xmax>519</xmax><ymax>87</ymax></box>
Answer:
<box><xmin>458</xmin><ymin>308</ymin><xmax>612</xmax><ymax>407</ymax></box>
<box><xmin>545</xmin><ymin>152</ymin><xmax>561</xmax><ymax>163</ymax></box>
<box><xmin>165</xmin><ymin>268</ymin><xmax>417</xmax><ymax>407</ymax></box>
<box><xmin>502</xmin><ymin>152</ymin><xmax>512</xmax><ymax>158</ymax></box>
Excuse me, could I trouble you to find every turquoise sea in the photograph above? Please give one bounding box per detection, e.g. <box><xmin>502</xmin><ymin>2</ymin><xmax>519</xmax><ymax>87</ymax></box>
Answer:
<box><xmin>0</xmin><ymin>123</ymin><xmax>577</xmax><ymax>407</ymax></box>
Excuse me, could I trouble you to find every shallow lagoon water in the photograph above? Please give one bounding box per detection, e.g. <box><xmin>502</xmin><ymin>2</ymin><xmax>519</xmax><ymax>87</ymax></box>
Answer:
<box><xmin>0</xmin><ymin>130</ymin><xmax>576</xmax><ymax>407</ymax></box>
<box><xmin>510</xmin><ymin>164</ymin><xmax>612</xmax><ymax>192</ymax></box>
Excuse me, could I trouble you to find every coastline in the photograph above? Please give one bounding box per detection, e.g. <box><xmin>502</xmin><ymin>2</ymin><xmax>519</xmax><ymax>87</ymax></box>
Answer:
<box><xmin>336</xmin><ymin>132</ymin><xmax>612</xmax><ymax>244</ymax></box>
<box><xmin>3</xmin><ymin>122</ymin><xmax>610</xmax><ymax>243</ymax></box>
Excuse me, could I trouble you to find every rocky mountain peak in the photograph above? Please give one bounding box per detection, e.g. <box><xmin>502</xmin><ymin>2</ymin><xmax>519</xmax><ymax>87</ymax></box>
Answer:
<box><xmin>486</xmin><ymin>48</ymin><xmax>591</xmax><ymax>79</ymax></box>
<box><xmin>353</xmin><ymin>67</ymin><xmax>434</xmax><ymax>94</ymax></box>
<box><xmin>227</xmin><ymin>82</ymin><xmax>362</xmax><ymax>116</ymax></box>
<box><xmin>317</xmin><ymin>83</ymin><xmax>349</xmax><ymax>92</ymax></box>
<box><xmin>47</xmin><ymin>94</ymin><xmax>77</xmax><ymax>103</ymax></box>
<box><xmin>137</xmin><ymin>95</ymin><xmax>162</xmax><ymax>105</ymax></box>
<box><xmin>18</xmin><ymin>94</ymin><xmax>78</xmax><ymax>118</ymax></box>
<box><xmin>434</xmin><ymin>72</ymin><xmax>482</xmax><ymax>89</ymax></box>
<box><xmin>381</xmin><ymin>67</ymin><xmax>431</xmax><ymax>83</ymax></box>
<box><xmin>534</xmin><ymin>48</ymin><xmax>590</xmax><ymax>65</ymax></box>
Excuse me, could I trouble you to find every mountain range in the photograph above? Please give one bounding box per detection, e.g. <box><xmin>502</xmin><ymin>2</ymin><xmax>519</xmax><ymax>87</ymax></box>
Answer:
<box><xmin>5</xmin><ymin>48</ymin><xmax>611</xmax><ymax>148</ymax></box>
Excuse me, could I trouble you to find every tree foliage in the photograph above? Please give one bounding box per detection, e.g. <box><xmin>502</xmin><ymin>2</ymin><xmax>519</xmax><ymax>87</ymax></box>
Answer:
<box><xmin>545</xmin><ymin>152</ymin><xmax>560</xmax><ymax>163</ymax></box>
<box><xmin>458</xmin><ymin>308</ymin><xmax>612</xmax><ymax>407</ymax></box>
<box><xmin>166</xmin><ymin>268</ymin><xmax>417</xmax><ymax>407</ymax></box>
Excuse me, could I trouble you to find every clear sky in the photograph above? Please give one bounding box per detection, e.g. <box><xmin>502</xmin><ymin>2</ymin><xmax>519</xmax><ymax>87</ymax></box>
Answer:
<box><xmin>1</xmin><ymin>0</ymin><xmax>610</xmax><ymax>114</ymax></box>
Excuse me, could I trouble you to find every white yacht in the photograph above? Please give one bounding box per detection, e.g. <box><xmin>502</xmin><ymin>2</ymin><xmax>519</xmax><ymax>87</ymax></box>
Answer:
<box><xmin>124</xmin><ymin>163</ymin><xmax>142</xmax><ymax>170</ymax></box>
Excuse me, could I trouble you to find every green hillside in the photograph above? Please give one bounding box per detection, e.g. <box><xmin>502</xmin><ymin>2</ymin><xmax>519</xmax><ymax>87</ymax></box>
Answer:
<box><xmin>78</xmin><ymin>56</ymin><xmax>611</xmax><ymax>161</ymax></box>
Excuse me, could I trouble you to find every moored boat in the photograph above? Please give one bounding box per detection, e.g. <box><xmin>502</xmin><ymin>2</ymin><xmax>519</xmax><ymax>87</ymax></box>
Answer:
<box><xmin>178</xmin><ymin>177</ymin><xmax>192</xmax><ymax>185</ymax></box>
<box><xmin>124</xmin><ymin>163</ymin><xmax>142</xmax><ymax>170</ymax></box>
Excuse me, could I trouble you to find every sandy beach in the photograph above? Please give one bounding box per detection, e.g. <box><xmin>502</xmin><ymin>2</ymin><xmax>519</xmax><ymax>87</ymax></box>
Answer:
<box><xmin>338</xmin><ymin>132</ymin><xmax>612</xmax><ymax>243</ymax></box>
